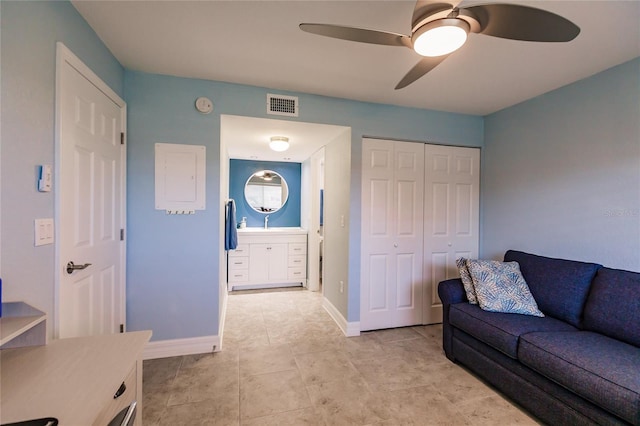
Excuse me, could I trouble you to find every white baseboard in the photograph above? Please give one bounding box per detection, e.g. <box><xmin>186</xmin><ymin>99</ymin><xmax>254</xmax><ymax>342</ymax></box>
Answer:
<box><xmin>219</xmin><ymin>286</ymin><xmax>228</xmax><ymax>345</ymax></box>
<box><xmin>143</xmin><ymin>335</ymin><xmax>220</xmax><ymax>360</ymax></box>
<box><xmin>322</xmin><ymin>297</ymin><xmax>360</xmax><ymax>337</ymax></box>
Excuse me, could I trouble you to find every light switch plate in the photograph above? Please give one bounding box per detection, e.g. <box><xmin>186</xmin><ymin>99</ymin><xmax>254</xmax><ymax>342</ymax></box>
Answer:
<box><xmin>35</xmin><ymin>218</ymin><xmax>54</xmax><ymax>246</ymax></box>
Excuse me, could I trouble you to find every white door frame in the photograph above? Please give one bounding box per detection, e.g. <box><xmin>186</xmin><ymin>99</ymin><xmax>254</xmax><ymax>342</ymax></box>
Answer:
<box><xmin>307</xmin><ymin>147</ymin><xmax>325</xmax><ymax>292</ymax></box>
<box><xmin>54</xmin><ymin>42</ymin><xmax>127</xmax><ymax>338</ymax></box>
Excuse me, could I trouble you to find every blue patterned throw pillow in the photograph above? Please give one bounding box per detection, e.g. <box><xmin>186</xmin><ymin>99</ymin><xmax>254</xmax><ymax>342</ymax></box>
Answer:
<box><xmin>466</xmin><ymin>259</ymin><xmax>544</xmax><ymax>317</ymax></box>
<box><xmin>456</xmin><ymin>257</ymin><xmax>478</xmax><ymax>304</ymax></box>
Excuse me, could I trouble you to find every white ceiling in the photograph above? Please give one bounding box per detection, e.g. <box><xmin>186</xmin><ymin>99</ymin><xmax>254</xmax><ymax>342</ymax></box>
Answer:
<box><xmin>71</xmin><ymin>0</ymin><xmax>639</xmax><ymax>162</ymax></box>
<box><xmin>72</xmin><ymin>0</ymin><xmax>640</xmax><ymax>116</ymax></box>
<box><xmin>221</xmin><ymin>115</ymin><xmax>349</xmax><ymax>162</ymax></box>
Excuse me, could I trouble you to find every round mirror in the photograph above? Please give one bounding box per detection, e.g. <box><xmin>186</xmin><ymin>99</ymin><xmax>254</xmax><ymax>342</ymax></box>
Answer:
<box><xmin>244</xmin><ymin>170</ymin><xmax>289</xmax><ymax>213</ymax></box>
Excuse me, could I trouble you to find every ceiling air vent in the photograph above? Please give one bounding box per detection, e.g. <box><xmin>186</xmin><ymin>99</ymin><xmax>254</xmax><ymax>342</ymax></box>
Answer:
<box><xmin>267</xmin><ymin>94</ymin><xmax>298</xmax><ymax>117</ymax></box>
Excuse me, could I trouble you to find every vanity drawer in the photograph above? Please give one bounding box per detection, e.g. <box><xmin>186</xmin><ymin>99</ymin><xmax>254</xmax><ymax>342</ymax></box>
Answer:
<box><xmin>228</xmin><ymin>245</ymin><xmax>249</xmax><ymax>256</ymax></box>
<box><xmin>288</xmin><ymin>267</ymin><xmax>306</xmax><ymax>280</ymax></box>
<box><xmin>93</xmin><ymin>363</ymin><xmax>137</xmax><ymax>426</ymax></box>
<box><xmin>228</xmin><ymin>270</ymin><xmax>249</xmax><ymax>282</ymax></box>
<box><xmin>229</xmin><ymin>257</ymin><xmax>249</xmax><ymax>270</ymax></box>
<box><xmin>288</xmin><ymin>243</ymin><xmax>307</xmax><ymax>256</ymax></box>
<box><xmin>288</xmin><ymin>255</ymin><xmax>306</xmax><ymax>268</ymax></box>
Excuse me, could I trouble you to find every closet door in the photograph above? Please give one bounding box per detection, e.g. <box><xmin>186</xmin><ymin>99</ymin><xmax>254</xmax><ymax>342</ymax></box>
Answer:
<box><xmin>361</xmin><ymin>138</ymin><xmax>424</xmax><ymax>331</ymax></box>
<box><xmin>423</xmin><ymin>145</ymin><xmax>480</xmax><ymax>324</ymax></box>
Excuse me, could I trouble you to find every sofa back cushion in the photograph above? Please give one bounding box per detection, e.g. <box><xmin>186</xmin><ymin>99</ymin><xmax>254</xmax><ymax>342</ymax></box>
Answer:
<box><xmin>583</xmin><ymin>267</ymin><xmax>640</xmax><ymax>348</ymax></box>
<box><xmin>504</xmin><ymin>250</ymin><xmax>601</xmax><ymax>328</ymax></box>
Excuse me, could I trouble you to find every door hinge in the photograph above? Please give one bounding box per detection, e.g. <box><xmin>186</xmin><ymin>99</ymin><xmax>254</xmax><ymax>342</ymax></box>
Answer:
<box><xmin>120</xmin><ymin>132</ymin><xmax>125</xmax><ymax>145</ymax></box>
<box><xmin>120</xmin><ymin>229</ymin><xmax>125</xmax><ymax>241</ymax></box>
<box><xmin>120</xmin><ymin>324</ymin><xmax>124</xmax><ymax>333</ymax></box>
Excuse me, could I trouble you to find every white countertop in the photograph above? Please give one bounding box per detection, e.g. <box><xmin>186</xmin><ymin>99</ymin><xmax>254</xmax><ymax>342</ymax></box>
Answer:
<box><xmin>237</xmin><ymin>227</ymin><xmax>308</xmax><ymax>236</ymax></box>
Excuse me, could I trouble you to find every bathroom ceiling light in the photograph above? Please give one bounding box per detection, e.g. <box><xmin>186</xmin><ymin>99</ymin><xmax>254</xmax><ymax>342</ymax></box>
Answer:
<box><xmin>269</xmin><ymin>136</ymin><xmax>290</xmax><ymax>152</ymax></box>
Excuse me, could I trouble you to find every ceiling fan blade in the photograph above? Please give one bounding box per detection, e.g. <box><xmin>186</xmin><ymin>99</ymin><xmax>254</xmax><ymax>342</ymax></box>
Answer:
<box><xmin>412</xmin><ymin>1</ymin><xmax>456</xmax><ymax>29</ymax></box>
<box><xmin>464</xmin><ymin>4</ymin><xmax>580</xmax><ymax>42</ymax></box>
<box><xmin>299</xmin><ymin>23</ymin><xmax>410</xmax><ymax>47</ymax></box>
<box><xmin>395</xmin><ymin>56</ymin><xmax>449</xmax><ymax>90</ymax></box>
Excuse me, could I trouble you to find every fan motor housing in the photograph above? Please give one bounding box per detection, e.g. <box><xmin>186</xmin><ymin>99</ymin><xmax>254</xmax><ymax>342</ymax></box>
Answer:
<box><xmin>412</xmin><ymin>8</ymin><xmax>482</xmax><ymax>35</ymax></box>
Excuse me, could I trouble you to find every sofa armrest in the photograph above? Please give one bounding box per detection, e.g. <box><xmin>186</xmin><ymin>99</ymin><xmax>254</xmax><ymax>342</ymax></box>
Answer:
<box><xmin>438</xmin><ymin>278</ymin><xmax>467</xmax><ymax>361</ymax></box>
<box><xmin>438</xmin><ymin>278</ymin><xmax>467</xmax><ymax>306</ymax></box>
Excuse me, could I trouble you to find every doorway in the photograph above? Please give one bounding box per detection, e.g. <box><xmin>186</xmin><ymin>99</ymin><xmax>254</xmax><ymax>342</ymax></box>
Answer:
<box><xmin>219</xmin><ymin>115</ymin><xmax>350</xmax><ymax>344</ymax></box>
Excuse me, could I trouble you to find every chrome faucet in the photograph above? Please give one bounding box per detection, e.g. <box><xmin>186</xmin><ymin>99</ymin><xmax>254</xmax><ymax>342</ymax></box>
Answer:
<box><xmin>264</xmin><ymin>215</ymin><xmax>269</xmax><ymax>229</ymax></box>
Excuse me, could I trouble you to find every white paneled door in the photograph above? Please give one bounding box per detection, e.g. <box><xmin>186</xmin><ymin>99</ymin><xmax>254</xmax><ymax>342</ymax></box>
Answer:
<box><xmin>57</xmin><ymin>44</ymin><xmax>126</xmax><ymax>338</ymax></box>
<box><xmin>423</xmin><ymin>144</ymin><xmax>480</xmax><ymax>324</ymax></box>
<box><xmin>361</xmin><ymin>138</ymin><xmax>425</xmax><ymax>331</ymax></box>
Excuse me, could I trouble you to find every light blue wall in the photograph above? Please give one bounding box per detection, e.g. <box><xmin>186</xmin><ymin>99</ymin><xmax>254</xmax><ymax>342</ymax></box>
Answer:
<box><xmin>482</xmin><ymin>58</ymin><xmax>640</xmax><ymax>271</ymax></box>
<box><xmin>124</xmin><ymin>72</ymin><xmax>221</xmax><ymax>340</ymax></box>
<box><xmin>125</xmin><ymin>69</ymin><xmax>483</xmax><ymax>338</ymax></box>
<box><xmin>0</xmin><ymin>0</ymin><xmax>124</xmax><ymax>336</ymax></box>
<box><xmin>229</xmin><ymin>160</ymin><xmax>301</xmax><ymax>228</ymax></box>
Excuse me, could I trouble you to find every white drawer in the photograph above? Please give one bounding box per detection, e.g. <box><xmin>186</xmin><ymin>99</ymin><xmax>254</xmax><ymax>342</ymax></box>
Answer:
<box><xmin>228</xmin><ymin>270</ymin><xmax>249</xmax><ymax>282</ymax></box>
<box><xmin>288</xmin><ymin>255</ymin><xmax>306</xmax><ymax>268</ymax></box>
<box><xmin>229</xmin><ymin>257</ymin><xmax>249</xmax><ymax>270</ymax></box>
<box><xmin>288</xmin><ymin>243</ymin><xmax>307</xmax><ymax>256</ymax></box>
<box><xmin>288</xmin><ymin>267</ymin><xmax>306</xmax><ymax>280</ymax></box>
<box><xmin>228</xmin><ymin>245</ymin><xmax>249</xmax><ymax>257</ymax></box>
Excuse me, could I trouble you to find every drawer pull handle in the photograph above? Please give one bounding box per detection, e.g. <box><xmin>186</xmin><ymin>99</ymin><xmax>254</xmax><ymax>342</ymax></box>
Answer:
<box><xmin>114</xmin><ymin>381</ymin><xmax>126</xmax><ymax>399</ymax></box>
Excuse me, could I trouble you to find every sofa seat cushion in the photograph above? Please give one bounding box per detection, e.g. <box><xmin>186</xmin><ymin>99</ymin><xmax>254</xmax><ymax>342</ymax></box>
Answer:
<box><xmin>449</xmin><ymin>303</ymin><xmax>577</xmax><ymax>358</ymax></box>
<box><xmin>519</xmin><ymin>331</ymin><xmax>640</xmax><ymax>424</ymax></box>
<box><xmin>583</xmin><ymin>267</ymin><xmax>640</xmax><ymax>348</ymax></box>
<box><xmin>504</xmin><ymin>250</ymin><xmax>601</xmax><ymax>328</ymax></box>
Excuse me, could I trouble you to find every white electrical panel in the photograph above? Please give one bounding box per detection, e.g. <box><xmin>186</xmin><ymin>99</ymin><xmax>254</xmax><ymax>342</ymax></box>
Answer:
<box><xmin>155</xmin><ymin>143</ymin><xmax>206</xmax><ymax>212</ymax></box>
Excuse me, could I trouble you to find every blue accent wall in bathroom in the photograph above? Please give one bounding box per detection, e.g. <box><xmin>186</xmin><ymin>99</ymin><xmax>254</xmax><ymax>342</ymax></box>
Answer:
<box><xmin>229</xmin><ymin>159</ymin><xmax>301</xmax><ymax>228</ymax></box>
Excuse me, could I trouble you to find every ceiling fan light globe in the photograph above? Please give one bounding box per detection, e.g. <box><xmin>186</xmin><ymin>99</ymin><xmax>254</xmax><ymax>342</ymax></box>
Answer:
<box><xmin>413</xmin><ymin>18</ymin><xmax>469</xmax><ymax>57</ymax></box>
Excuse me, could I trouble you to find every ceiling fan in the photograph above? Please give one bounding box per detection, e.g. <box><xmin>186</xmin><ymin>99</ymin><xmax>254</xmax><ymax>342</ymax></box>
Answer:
<box><xmin>300</xmin><ymin>1</ymin><xmax>580</xmax><ymax>89</ymax></box>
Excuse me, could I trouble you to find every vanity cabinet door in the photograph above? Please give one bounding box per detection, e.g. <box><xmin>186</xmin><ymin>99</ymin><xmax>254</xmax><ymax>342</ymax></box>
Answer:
<box><xmin>248</xmin><ymin>243</ymin><xmax>288</xmax><ymax>282</ymax></box>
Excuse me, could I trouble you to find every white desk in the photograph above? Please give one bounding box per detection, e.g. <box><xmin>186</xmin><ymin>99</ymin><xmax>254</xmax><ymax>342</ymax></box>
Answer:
<box><xmin>1</xmin><ymin>331</ymin><xmax>151</xmax><ymax>425</ymax></box>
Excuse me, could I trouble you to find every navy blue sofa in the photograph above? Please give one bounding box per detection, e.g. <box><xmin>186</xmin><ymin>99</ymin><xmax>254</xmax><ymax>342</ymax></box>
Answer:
<box><xmin>438</xmin><ymin>250</ymin><xmax>640</xmax><ymax>425</ymax></box>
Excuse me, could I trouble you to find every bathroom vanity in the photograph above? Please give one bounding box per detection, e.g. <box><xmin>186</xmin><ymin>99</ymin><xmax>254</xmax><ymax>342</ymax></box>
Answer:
<box><xmin>227</xmin><ymin>228</ymin><xmax>307</xmax><ymax>291</ymax></box>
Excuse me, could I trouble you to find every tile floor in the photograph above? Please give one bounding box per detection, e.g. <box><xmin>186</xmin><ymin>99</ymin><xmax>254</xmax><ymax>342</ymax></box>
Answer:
<box><xmin>142</xmin><ymin>288</ymin><xmax>540</xmax><ymax>425</ymax></box>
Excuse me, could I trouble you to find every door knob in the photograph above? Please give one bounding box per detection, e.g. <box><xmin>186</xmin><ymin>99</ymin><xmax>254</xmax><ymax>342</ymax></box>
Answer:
<box><xmin>393</xmin><ymin>243</ymin><xmax>398</xmax><ymax>248</ymax></box>
<box><xmin>66</xmin><ymin>261</ymin><xmax>92</xmax><ymax>274</ymax></box>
